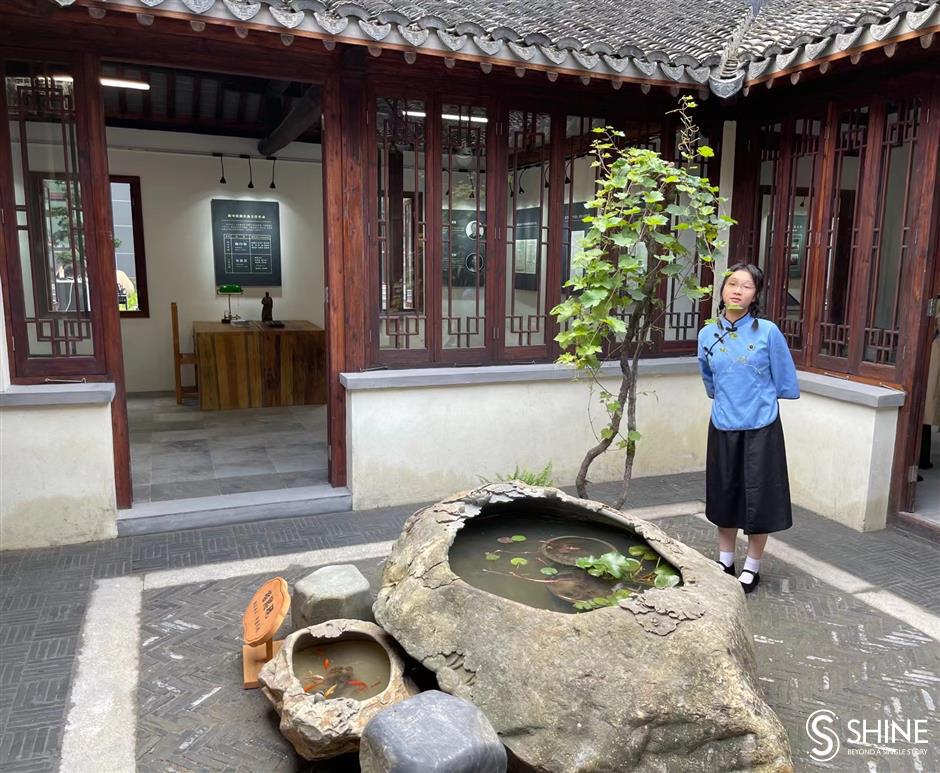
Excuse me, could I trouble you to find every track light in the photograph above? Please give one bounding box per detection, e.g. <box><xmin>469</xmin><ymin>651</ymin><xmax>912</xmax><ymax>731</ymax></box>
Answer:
<box><xmin>269</xmin><ymin>157</ymin><xmax>277</xmax><ymax>190</ymax></box>
<box><xmin>217</xmin><ymin>154</ymin><xmax>226</xmax><ymax>185</ymax></box>
<box><xmin>247</xmin><ymin>155</ymin><xmax>254</xmax><ymax>189</ymax></box>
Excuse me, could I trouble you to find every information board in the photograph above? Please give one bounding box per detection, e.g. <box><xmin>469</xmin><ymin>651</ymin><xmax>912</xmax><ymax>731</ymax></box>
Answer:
<box><xmin>211</xmin><ymin>199</ymin><xmax>281</xmax><ymax>287</ymax></box>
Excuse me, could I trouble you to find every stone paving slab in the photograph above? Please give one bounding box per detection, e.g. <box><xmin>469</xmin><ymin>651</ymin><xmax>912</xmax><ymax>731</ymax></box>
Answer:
<box><xmin>132</xmin><ymin>517</ymin><xmax>940</xmax><ymax>773</ymax></box>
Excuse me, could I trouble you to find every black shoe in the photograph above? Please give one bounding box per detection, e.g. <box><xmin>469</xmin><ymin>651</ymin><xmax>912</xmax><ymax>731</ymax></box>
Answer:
<box><xmin>739</xmin><ymin>570</ymin><xmax>760</xmax><ymax>594</ymax></box>
<box><xmin>717</xmin><ymin>560</ymin><xmax>735</xmax><ymax>575</ymax></box>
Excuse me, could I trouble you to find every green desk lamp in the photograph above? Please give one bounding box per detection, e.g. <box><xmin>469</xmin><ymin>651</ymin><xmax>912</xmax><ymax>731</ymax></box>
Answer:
<box><xmin>218</xmin><ymin>284</ymin><xmax>244</xmax><ymax>323</ymax></box>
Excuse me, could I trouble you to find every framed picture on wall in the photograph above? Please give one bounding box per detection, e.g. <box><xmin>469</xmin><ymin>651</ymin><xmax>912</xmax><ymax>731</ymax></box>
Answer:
<box><xmin>211</xmin><ymin>199</ymin><xmax>282</xmax><ymax>287</ymax></box>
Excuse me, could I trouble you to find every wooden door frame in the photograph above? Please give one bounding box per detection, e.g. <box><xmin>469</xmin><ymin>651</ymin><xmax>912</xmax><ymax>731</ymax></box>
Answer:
<box><xmin>889</xmin><ymin>78</ymin><xmax>940</xmax><ymax>516</ymax></box>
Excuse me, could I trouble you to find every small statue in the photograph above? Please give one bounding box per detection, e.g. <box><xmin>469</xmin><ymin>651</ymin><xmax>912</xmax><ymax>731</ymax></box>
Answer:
<box><xmin>261</xmin><ymin>291</ymin><xmax>274</xmax><ymax>322</ymax></box>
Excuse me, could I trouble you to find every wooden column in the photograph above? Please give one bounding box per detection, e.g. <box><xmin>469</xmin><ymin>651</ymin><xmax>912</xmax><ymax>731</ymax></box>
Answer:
<box><xmin>79</xmin><ymin>52</ymin><xmax>132</xmax><ymax>509</ymax></box>
<box><xmin>890</xmin><ymin>79</ymin><xmax>940</xmax><ymax>514</ymax></box>
<box><xmin>323</xmin><ymin>48</ymin><xmax>370</xmax><ymax>488</ymax></box>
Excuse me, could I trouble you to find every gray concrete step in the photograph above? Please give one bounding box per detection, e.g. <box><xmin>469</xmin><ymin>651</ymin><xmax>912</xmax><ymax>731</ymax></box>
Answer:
<box><xmin>116</xmin><ymin>484</ymin><xmax>352</xmax><ymax>536</ymax></box>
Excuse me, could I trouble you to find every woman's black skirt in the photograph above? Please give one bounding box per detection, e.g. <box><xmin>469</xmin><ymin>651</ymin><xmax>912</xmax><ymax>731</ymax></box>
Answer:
<box><xmin>706</xmin><ymin>414</ymin><xmax>793</xmax><ymax>534</ymax></box>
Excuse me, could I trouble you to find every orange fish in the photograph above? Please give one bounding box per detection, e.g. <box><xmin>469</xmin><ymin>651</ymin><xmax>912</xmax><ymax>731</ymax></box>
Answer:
<box><xmin>348</xmin><ymin>680</ymin><xmax>368</xmax><ymax>688</ymax></box>
<box><xmin>323</xmin><ymin>684</ymin><xmax>337</xmax><ymax>698</ymax></box>
<box><xmin>323</xmin><ymin>658</ymin><xmax>331</xmax><ymax>669</ymax></box>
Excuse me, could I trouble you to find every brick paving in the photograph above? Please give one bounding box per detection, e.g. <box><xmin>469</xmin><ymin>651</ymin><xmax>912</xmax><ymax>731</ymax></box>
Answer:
<box><xmin>1</xmin><ymin>472</ymin><xmax>938</xmax><ymax>772</ymax></box>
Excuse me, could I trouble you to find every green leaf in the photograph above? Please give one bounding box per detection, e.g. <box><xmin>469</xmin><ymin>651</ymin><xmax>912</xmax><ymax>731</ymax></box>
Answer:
<box><xmin>627</xmin><ymin>546</ymin><xmax>647</xmax><ymax>557</ymax></box>
<box><xmin>643</xmin><ymin>214</ymin><xmax>668</xmax><ymax>227</ymax></box>
<box><xmin>627</xmin><ymin>430</ymin><xmax>643</xmax><ymax>442</ymax></box>
<box><xmin>654</xmin><ymin>573</ymin><xmax>681</xmax><ymax>588</ymax></box>
<box><xmin>697</xmin><ymin>146</ymin><xmax>715</xmax><ymax>158</ymax></box>
<box><xmin>510</xmin><ymin>557</ymin><xmax>529</xmax><ymax>567</ymax></box>
<box><xmin>511</xmin><ymin>535</ymin><xmax>527</xmax><ymax>542</ymax></box>
<box><xmin>484</xmin><ymin>552</ymin><xmax>500</xmax><ymax>561</ymax></box>
<box><xmin>540</xmin><ymin>567</ymin><xmax>559</xmax><ymax>576</ymax></box>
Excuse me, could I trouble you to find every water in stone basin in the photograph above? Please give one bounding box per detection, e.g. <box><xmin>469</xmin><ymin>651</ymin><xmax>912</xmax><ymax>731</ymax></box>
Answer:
<box><xmin>292</xmin><ymin>638</ymin><xmax>391</xmax><ymax>701</ymax></box>
<box><xmin>449</xmin><ymin>512</ymin><xmax>682</xmax><ymax>614</ymax></box>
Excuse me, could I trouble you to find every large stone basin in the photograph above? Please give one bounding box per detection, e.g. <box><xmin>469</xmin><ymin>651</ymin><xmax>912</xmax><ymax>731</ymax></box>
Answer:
<box><xmin>373</xmin><ymin>482</ymin><xmax>792</xmax><ymax>772</ymax></box>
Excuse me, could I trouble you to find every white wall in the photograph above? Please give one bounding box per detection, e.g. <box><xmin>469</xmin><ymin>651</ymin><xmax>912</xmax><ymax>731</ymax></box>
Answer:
<box><xmin>1</xmin><ymin>403</ymin><xmax>117</xmax><ymax>549</ymax></box>
<box><xmin>346</xmin><ymin>371</ymin><xmax>711</xmax><ymax>510</ymax></box>
<box><xmin>107</xmin><ymin>128</ymin><xmax>324</xmax><ymax>393</ymax></box>
<box><xmin>780</xmin><ymin>394</ymin><xmax>898</xmax><ymax>531</ymax></box>
<box><xmin>345</xmin><ymin>368</ymin><xmax>899</xmax><ymax>531</ymax></box>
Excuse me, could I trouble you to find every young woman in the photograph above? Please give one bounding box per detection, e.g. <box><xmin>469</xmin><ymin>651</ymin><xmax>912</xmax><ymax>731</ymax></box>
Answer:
<box><xmin>696</xmin><ymin>263</ymin><xmax>800</xmax><ymax>594</ymax></box>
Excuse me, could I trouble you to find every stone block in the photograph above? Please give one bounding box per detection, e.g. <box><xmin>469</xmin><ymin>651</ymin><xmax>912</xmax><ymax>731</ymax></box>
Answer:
<box><xmin>292</xmin><ymin>564</ymin><xmax>372</xmax><ymax>629</ymax></box>
<box><xmin>359</xmin><ymin>690</ymin><xmax>507</xmax><ymax>773</ymax></box>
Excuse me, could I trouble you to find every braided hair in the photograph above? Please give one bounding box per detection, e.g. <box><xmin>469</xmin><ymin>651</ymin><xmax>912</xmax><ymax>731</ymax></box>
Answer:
<box><xmin>718</xmin><ymin>262</ymin><xmax>764</xmax><ymax>331</ymax></box>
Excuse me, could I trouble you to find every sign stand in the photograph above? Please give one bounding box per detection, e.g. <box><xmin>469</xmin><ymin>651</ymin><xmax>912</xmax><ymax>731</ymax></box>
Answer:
<box><xmin>242</xmin><ymin>576</ymin><xmax>290</xmax><ymax>689</ymax></box>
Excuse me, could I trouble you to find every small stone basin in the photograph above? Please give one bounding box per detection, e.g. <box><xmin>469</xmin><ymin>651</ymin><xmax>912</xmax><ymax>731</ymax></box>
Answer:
<box><xmin>258</xmin><ymin>619</ymin><xmax>418</xmax><ymax>761</ymax></box>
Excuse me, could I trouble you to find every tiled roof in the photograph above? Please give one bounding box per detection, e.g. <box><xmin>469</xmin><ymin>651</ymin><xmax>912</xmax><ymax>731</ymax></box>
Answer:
<box><xmin>51</xmin><ymin>0</ymin><xmax>940</xmax><ymax>96</ymax></box>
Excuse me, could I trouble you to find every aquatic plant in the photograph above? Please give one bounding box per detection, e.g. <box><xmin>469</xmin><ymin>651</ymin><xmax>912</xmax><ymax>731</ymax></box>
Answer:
<box><xmin>576</xmin><ymin>551</ymin><xmax>680</xmax><ymax>589</ymax></box>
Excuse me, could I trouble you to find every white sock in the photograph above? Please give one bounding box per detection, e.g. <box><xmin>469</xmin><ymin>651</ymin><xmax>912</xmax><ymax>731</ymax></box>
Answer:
<box><xmin>719</xmin><ymin>551</ymin><xmax>735</xmax><ymax>568</ymax></box>
<box><xmin>740</xmin><ymin>555</ymin><xmax>761</xmax><ymax>579</ymax></box>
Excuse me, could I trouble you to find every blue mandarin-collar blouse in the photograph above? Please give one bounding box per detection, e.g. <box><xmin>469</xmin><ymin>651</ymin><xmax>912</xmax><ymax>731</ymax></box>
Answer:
<box><xmin>697</xmin><ymin>312</ymin><xmax>800</xmax><ymax>431</ymax></box>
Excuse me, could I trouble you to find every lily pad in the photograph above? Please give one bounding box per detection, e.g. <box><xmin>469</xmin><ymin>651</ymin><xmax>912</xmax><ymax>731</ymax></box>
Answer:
<box><xmin>540</xmin><ymin>567</ymin><xmax>559</xmax><ymax>576</ymax></box>
<box><xmin>511</xmin><ymin>535</ymin><xmax>527</xmax><ymax>543</ymax></box>
<box><xmin>510</xmin><ymin>557</ymin><xmax>529</xmax><ymax>567</ymax></box>
<box><xmin>484</xmin><ymin>552</ymin><xmax>500</xmax><ymax>561</ymax></box>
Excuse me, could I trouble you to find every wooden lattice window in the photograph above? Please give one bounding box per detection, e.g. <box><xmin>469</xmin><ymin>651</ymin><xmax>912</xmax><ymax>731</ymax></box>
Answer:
<box><xmin>863</xmin><ymin>99</ymin><xmax>922</xmax><ymax>368</ymax></box>
<box><xmin>375</xmin><ymin>97</ymin><xmax>427</xmax><ymax>352</ymax></box>
<box><xmin>776</xmin><ymin>116</ymin><xmax>822</xmax><ymax>355</ymax></box>
<box><xmin>441</xmin><ymin>103</ymin><xmax>488</xmax><ymax>352</ymax></box>
<box><xmin>818</xmin><ymin>106</ymin><xmax>869</xmax><ymax>361</ymax></box>
<box><xmin>0</xmin><ymin>58</ymin><xmax>107</xmax><ymax>378</ymax></box>
<box><xmin>504</xmin><ymin>109</ymin><xmax>551</xmax><ymax>355</ymax></box>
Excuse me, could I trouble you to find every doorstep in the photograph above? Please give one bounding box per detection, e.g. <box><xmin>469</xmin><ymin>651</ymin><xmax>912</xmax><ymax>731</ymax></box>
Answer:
<box><xmin>116</xmin><ymin>484</ymin><xmax>352</xmax><ymax>536</ymax></box>
<box><xmin>892</xmin><ymin>510</ymin><xmax>940</xmax><ymax>543</ymax></box>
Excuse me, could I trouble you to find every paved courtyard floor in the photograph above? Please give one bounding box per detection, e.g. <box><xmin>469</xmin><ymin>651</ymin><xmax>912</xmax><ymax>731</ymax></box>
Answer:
<box><xmin>1</xmin><ymin>472</ymin><xmax>938</xmax><ymax>772</ymax></box>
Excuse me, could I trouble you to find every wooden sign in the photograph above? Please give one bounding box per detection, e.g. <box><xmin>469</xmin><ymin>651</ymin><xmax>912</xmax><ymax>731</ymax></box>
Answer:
<box><xmin>242</xmin><ymin>576</ymin><xmax>290</xmax><ymax>689</ymax></box>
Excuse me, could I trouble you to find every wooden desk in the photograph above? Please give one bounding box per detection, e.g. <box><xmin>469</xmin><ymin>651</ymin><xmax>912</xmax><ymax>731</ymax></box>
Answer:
<box><xmin>194</xmin><ymin>320</ymin><xmax>326</xmax><ymax>410</ymax></box>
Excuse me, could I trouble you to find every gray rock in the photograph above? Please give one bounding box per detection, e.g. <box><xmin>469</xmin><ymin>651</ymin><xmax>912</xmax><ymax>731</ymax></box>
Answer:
<box><xmin>292</xmin><ymin>564</ymin><xmax>372</xmax><ymax>629</ymax></box>
<box><xmin>258</xmin><ymin>619</ymin><xmax>419</xmax><ymax>761</ymax></box>
<box><xmin>373</xmin><ymin>482</ymin><xmax>793</xmax><ymax>773</ymax></box>
<box><xmin>360</xmin><ymin>690</ymin><xmax>507</xmax><ymax>773</ymax></box>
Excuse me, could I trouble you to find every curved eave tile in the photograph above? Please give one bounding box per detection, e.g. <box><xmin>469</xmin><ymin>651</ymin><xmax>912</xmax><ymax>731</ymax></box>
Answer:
<box><xmin>744</xmin><ymin>5</ymin><xmax>939</xmax><ymax>88</ymax></box>
<box><xmin>62</xmin><ymin>0</ymin><xmax>938</xmax><ymax>98</ymax></box>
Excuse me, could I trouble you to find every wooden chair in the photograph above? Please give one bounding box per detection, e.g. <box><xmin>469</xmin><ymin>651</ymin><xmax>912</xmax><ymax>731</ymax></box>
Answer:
<box><xmin>171</xmin><ymin>302</ymin><xmax>198</xmax><ymax>405</ymax></box>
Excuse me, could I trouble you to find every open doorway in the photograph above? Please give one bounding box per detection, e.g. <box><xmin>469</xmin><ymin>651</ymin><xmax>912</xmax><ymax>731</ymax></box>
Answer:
<box><xmin>98</xmin><ymin>61</ymin><xmax>332</xmax><ymax>521</ymax></box>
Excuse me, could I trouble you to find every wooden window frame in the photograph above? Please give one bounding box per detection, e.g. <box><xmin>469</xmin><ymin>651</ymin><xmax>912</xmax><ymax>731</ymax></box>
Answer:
<box><xmin>366</xmin><ymin>83</ymin><xmax>702</xmax><ymax>369</ymax></box>
<box><xmin>733</xmin><ymin>74</ymin><xmax>939</xmax><ymax>389</ymax></box>
<box><xmin>110</xmin><ymin>174</ymin><xmax>150</xmax><ymax>319</ymax></box>
<box><xmin>0</xmin><ymin>49</ymin><xmax>111</xmax><ymax>382</ymax></box>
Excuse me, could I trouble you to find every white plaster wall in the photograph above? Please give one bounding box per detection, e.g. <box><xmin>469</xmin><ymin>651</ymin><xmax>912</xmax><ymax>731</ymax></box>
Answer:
<box><xmin>106</xmin><ymin>128</ymin><xmax>324</xmax><ymax>393</ymax></box>
<box><xmin>347</xmin><ymin>372</ymin><xmax>898</xmax><ymax>531</ymax></box>
<box><xmin>0</xmin><ymin>403</ymin><xmax>117</xmax><ymax>549</ymax></box>
<box><xmin>347</xmin><ymin>372</ymin><xmax>712</xmax><ymax>510</ymax></box>
<box><xmin>780</xmin><ymin>395</ymin><xmax>898</xmax><ymax>532</ymax></box>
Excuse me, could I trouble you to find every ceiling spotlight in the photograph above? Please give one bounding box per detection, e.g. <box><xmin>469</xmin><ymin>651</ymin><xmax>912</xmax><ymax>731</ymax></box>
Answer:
<box><xmin>217</xmin><ymin>154</ymin><xmax>227</xmax><ymax>185</ymax></box>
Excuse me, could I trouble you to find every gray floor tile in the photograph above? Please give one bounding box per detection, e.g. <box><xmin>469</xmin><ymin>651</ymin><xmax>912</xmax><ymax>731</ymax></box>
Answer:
<box><xmin>149</xmin><ymin>480</ymin><xmax>221</xmax><ymax>502</ymax></box>
<box><xmin>208</xmin><ymin>446</ymin><xmax>270</xmax><ymax>465</ymax></box>
<box><xmin>212</xmin><ymin>460</ymin><xmax>277</xmax><ymax>479</ymax></box>
<box><xmin>133</xmin><ymin>485</ymin><xmax>151</xmax><ymax>504</ymax></box>
<box><xmin>218</xmin><ymin>473</ymin><xmax>285</xmax><ymax>495</ymax></box>
<box><xmin>150</xmin><ymin>440</ymin><xmax>211</xmax><ymax>455</ymax></box>
<box><xmin>280</xmin><ymin>469</ymin><xmax>329</xmax><ymax>488</ymax></box>
<box><xmin>269</xmin><ymin>453</ymin><xmax>327</xmax><ymax>473</ymax></box>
